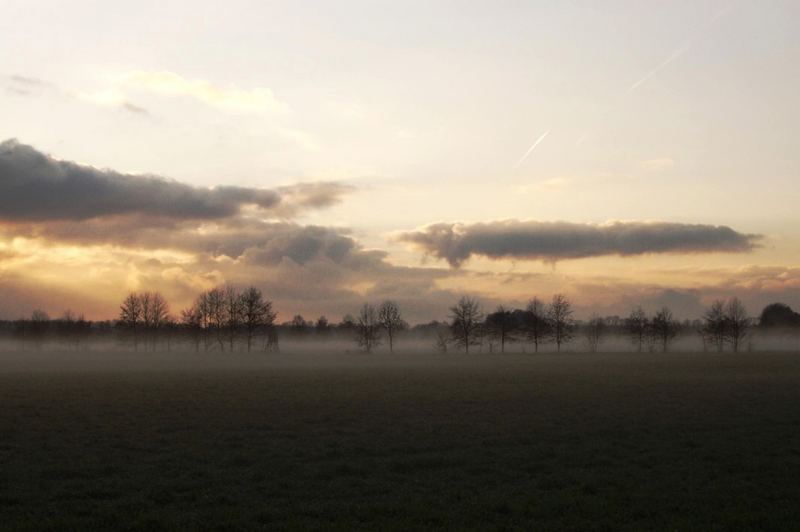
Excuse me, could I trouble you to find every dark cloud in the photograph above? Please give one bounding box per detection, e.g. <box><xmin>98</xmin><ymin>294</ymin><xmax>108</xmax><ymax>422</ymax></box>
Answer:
<box><xmin>0</xmin><ymin>140</ymin><xmax>350</xmax><ymax>221</ymax></box>
<box><xmin>2</xmin><ymin>217</ymin><xmax>369</xmax><ymax>265</ymax></box>
<box><xmin>398</xmin><ymin>220</ymin><xmax>762</xmax><ymax>267</ymax></box>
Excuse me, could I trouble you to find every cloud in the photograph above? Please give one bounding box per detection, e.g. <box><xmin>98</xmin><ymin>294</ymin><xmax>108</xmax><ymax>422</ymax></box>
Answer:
<box><xmin>77</xmin><ymin>88</ymin><xmax>150</xmax><ymax>115</ymax></box>
<box><xmin>3</xmin><ymin>216</ymin><xmax>378</xmax><ymax>270</ymax></box>
<box><xmin>4</xmin><ymin>75</ymin><xmax>150</xmax><ymax>115</ymax></box>
<box><xmin>0</xmin><ymin>140</ymin><xmax>348</xmax><ymax>222</ymax></box>
<box><xmin>5</xmin><ymin>75</ymin><xmax>53</xmax><ymax>97</ymax></box>
<box><xmin>8</xmin><ymin>75</ymin><xmax>48</xmax><ymax>87</ymax></box>
<box><xmin>398</xmin><ymin>220</ymin><xmax>762</xmax><ymax>267</ymax></box>
<box><xmin>121</xmin><ymin>102</ymin><xmax>149</xmax><ymax>115</ymax></box>
<box><xmin>0</xmin><ymin>216</ymin><xmax>456</xmax><ymax>322</ymax></box>
<box><xmin>274</xmin><ymin>182</ymin><xmax>354</xmax><ymax>217</ymax></box>
<box><xmin>0</xmin><ymin>141</ymin><xmax>454</xmax><ymax>321</ymax></box>
<box><xmin>123</xmin><ymin>71</ymin><xmax>289</xmax><ymax>114</ymax></box>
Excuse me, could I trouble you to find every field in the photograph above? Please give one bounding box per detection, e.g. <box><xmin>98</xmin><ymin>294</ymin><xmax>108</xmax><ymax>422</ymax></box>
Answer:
<box><xmin>2</xmin><ymin>350</ymin><xmax>800</xmax><ymax>530</ymax></box>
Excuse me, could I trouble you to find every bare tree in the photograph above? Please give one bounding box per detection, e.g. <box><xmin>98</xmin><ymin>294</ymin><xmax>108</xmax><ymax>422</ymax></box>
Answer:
<box><xmin>239</xmin><ymin>286</ymin><xmax>276</xmax><ymax>353</ymax></box>
<box><xmin>205</xmin><ymin>288</ymin><xmax>227</xmax><ymax>351</ymax></box>
<box><xmin>524</xmin><ymin>297</ymin><xmax>549</xmax><ymax>353</ymax></box>
<box><xmin>224</xmin><ymin>286</ymin><xmax>243</xmax><ymax>352</ymax></box>
<box><xmin>141</xmin><ymin>292</ymin><xmax>169</xmax><ymax>351</ymax></box>
<box><xmin>181</xmin><ymin>304</ymin><xmax>204</xmax><ymax>352</ymax></box>
<box><xmin>186</xmin><ymin>290</ymin><xmax>214</xmax><ymax>352</ymax></box>
<box><xmin>485</xmin><ymin>305</ymin><xmax>516</xmax><ymax>353</ymax></box>
<box><xmin>651</xmin><ymin>307</ymin><xmax>679</xmax><ymax>352</ymax></box>
<box><xmin>377</xmin><ymin>300</ymin><xmax>406</xmax><ymax>353</ymax></box>
<box><xmin>119</xmin><ymin>293</ymin><xmax>143</xmax><ymax>351</ymax></box>
<box><xmin>584</xmin><ymin>314</ymin><xmax>605</xmax><ymax>353</ymax></box>
<box><xmin>701</xmin><ymin>300</ymin><xmax>727</xmax><ymax>352</ymax></box>
<box><xmin>625</xmin><ymin>306</ymin><xmax>649</xmax><ymax>353</ymax></box>
<box><xmin>152</xmin><ymin>292</ymin><xmax>170</xmax><ymax>350</ymax></box>
<box><xmin>289</xmin><ymin>315</ymin><xmax>310</xmax><ymax>338</ymax></box>
<box><xmin>547</xmin><ymin>294</ymin><xmax>574</xmax><ymax>352</ymax></box>
<box><xmin>355</xmin><ymin>303</ymin><xmax>381</xmax><ymax>353</ymax></box>
<box><xmin>139</xmin><ymin>292</ymin><xmax>153</xmax><ymax>349</ymax></box>
<box><xmin>725</xmin><ymin>297</ymin><xmax>750</xmax><ymax>353</ymax></box>
<box><xmin>449</xmin><ymin>296</ymin><xmax>483</xmax><ymax>354</ymax></box>
<box><xmin>315</xmin><ymin>316</ymin><xmax>330</xmax><ymax>335</ymax></box>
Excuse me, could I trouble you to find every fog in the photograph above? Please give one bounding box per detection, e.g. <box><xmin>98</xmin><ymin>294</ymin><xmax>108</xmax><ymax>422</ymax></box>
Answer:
<box><xmin>1</xmin><ymin>330</ymin><xmax>798</xmax><ymax>377</ymax></box>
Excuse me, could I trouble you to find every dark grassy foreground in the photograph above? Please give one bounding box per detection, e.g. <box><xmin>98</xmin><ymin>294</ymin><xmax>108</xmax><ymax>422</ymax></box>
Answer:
<box><xmin>2</xmin><ymin>351</ymin><xmax>800</xmax><ymax>531</ymax></box>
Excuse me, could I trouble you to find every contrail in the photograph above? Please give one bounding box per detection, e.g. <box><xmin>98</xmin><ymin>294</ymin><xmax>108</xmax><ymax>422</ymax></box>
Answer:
<box><xmin>626</xmin><ymin>4</ymin><xmax>732</xmax><ymax>94</ymax></box>
<box><xmin>627</xmin><ymin>44</ymin><xmax>690</xmax><ymax>93</ymax></box>
<box><xmin>513</xmin><ymin>130</ymin><xmax>550</xmax><ymax>170</ymax></box>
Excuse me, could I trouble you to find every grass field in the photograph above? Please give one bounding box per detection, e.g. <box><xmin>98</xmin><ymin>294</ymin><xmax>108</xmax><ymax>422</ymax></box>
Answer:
<box><xmin>2</xmin><ymin>350</ymin><xmax>800</xmax><ymax>530</ymax></box>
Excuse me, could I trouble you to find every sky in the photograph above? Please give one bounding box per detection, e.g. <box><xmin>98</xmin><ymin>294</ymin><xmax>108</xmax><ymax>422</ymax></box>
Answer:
<box><xmin>1</xmin><ymin>0</ymin><xmax>799</xmax><ymax>323</ymax></box>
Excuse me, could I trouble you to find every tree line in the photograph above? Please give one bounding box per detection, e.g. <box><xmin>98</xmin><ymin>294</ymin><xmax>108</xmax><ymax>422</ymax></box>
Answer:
<box><xmin>2</xmin><ymin>288</ymin><xmax>797</xmax><ymax>353</ymax></box>
<box><xmin>440</xmin><ymin>295</ymin><xmax>687</xmax><ymax>354</ymax></box>
<box><xmin>356</xmin><ymin>294</ymin><xmax>757</xmax><ymax>354</ymax></box>
<box><xmin>119</xmin><ymin>287</ymin><xmax>278</xmax><ymax>353</ymax></box>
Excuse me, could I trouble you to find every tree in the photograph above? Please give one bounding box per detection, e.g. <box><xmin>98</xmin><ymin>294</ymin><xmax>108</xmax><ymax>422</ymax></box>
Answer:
<box><xmin>139</xmin><ymin>292</ymin><xmax>152</xmax><ymax>349</ymax></box>
<box><xmin>355</xmin><ymin>303</ymin><xmax>381</xmax><ymax>353</ymax></box>
<box><xmin>651</xmin><ymin>307</ymin><xmax>679</xmax><ymax>352</ymax></box>
<box><xmin>181</xmin><ymin>303</ymin><xmax>204</xmax><ymax>352</ymax></box>
<box><xmin>547</xmin><ymin>294</ymin><xmax>574</xmax><ymax>352</ymax></box>
<box><xmin>584</xmin><ymin>314</ymin><xmax>605</xmax><ymax>353</ymax></box>
<box><xmin>377</xmin><ymin>300</ymin><xmax>406</xmax><ymax>353</ymax></box>
<box><xmin>223</xmin><ymin>286</ymin><xmax>243</xmax><ymax>352</ymax></box>
<box><xmin>141</xmin><ymin>292</ymin><xmax>169</xmax><ymax>351</ymax></box>
<box><xmin>315</xmin><ymin>316</ymin><xmax>330</xmax><ymax>335</ymax></box>
<box><xmin>758</xmin><ymin>303</ymin><xmax>800</xmax><ymax>328</ymax></box>
<box><xmin>449</xmin><ymin>296</ymin><xmax>483</xmax><ymax>354</ymax></box>
<box><xmin>625</xmin><ymin>307</ymin><xmax>649</xmax><ymax>353</ymax></box>
<box><xmin>119</xmin><ymin>293</ymin><xmax>143</xmax><ymax>351</ymax></box>
<box><xmin>725</xmin><ymin>297</ymin><xmax>750</xmax><ymax>353</ymax></box>
<box><xmin>485</xmin><ymin>305</ymin><xmax>516</xmax><ymax>353</ymax></box>
<box><xmin>239</xmin><ymin>286</ymin><xmax>276</xmax><ymax>352</ymax></box>
<box><xmin>205</xmin><ymin>288</ymin><xmax>227</xmax><ymax>351</ymax></box>
<box><xmin>339</xmin><ymin>314</ymin><xmax>356</xmax><ymax>333</ymax></box>
<box><xmin>189</xmin><ymin>290</ymin><xmax>215</xmax><ymax>351</ymax></box>
<box><xmin>290</xmin><ymin>315</ymin><xmax>309</xmax><ymax>337</ymax></box>
<box><xmin>524</xmin><ymin>297</ymin><xmax>549</xmax><ymax>353</ymax></box>
<box><xmin>701</xmin><ymin>300</ymin><xmax>727</xmax><ymax>352</ymax></box>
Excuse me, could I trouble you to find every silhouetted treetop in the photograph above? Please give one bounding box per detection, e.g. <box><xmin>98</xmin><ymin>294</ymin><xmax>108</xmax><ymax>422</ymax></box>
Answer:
<box><xmin>759</xmin><ymin>303</ymin><xmax>800</xmax><ymax>328</ymax></box>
